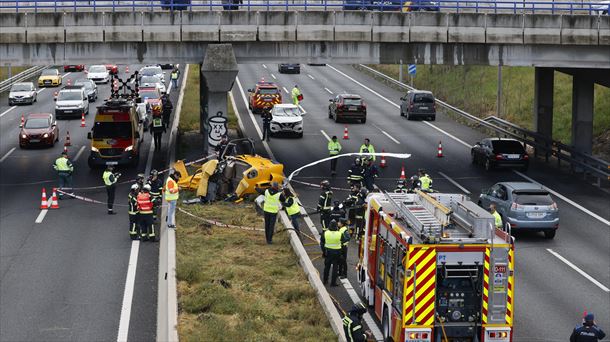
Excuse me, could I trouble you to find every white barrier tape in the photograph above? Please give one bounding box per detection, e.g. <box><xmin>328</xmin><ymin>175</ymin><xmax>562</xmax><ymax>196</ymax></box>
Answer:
<box><xmin>56</xmin><ymin>188</ymin><xmax>164</xmax><ymax>208</ymax></box>
<box><xmin>178</xmin><ymin>207</ymin><xmax>264</xmax><ymax>232</ymax></box>
<box><xmin>290</xmin><ymin>179</ymin><xmax>351</xmax><ymax>192</ymax></box>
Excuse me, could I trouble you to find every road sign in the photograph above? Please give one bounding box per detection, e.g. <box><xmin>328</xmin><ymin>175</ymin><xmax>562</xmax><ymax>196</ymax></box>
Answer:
<box><xmin>408</xmin><ymin>64</ymin><xmax>417</xmax><ymax>75</ymax></box>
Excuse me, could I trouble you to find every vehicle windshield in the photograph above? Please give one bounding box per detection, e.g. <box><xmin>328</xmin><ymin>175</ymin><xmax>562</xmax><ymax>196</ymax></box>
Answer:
<box><xmin>273</xmin><ymin>107</ymin><xmax>300</xmax><ymax>117</ymax></box>
<box><xmin>258</xmin><ymin>88</ymin><xmax>279</xmax><ymax>95</ymax></box>
<box><xmin>141</xmin><ymin>76</ymin><xmax>161</xmax><ymax>84</ymax></box>
<box><xmin>92</xmin><ymin>122</ymin><xmax>132</xmax><ymax>139</ymax></box>
<box><xmin>413</xmin><ymin>94</ymin><xmax>434</xmax><ymax>103</ymax></box>
<box><xmin>75</xmin><ymin>81</ymin><xmax>93</xmax><ymax>90</ymax></box>
<box><xmin>58</xmin><ymin>91</ymin><xmax>82</xmax><ymax>101</ymax></box>
<box><xmin>41</xmin><ymin>69</ymin><xmax>57</xmax><ymax>76</ymax></box>
<box><xmin>343</xmin><ymin>98</ymin><xmax>362</xmax><ymax>106</ymax></box>
<box><xmin>24</xmin><ymin>118</ymin><xmax>50</xmax><ymax>129</ymax></box>
<box><xmin>140</xmin><ymin>90</ymin><xmax>160</xmax><ymax>100</ymax></box>
<box><xmin>141</xmin><ymin>67</ymin><xmax>161</xmax><ymax>76</ymax></box>
<box><xmin>492</xmin><ymin>140</ymin><xmax>525</xmax><ymax>153</ymax></box>
<box><xmin>11</xmin><ymin>84</ymin><xmax>32</xmax><ymax>92</ymax></box>
<box><xmin>513</xmin><ymin>192</ymin><xmax>554</xmax><ymax>205</ymax></box>
<box><xmin>89</xmin><ymin>66</ymin><xmax>106</xmax><ymax>73</ymax></box>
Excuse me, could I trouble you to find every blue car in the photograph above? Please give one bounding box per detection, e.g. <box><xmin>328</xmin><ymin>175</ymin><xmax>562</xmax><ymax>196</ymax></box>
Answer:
<box><xmin>160</xmin><ymin>0</ymin><xmax>190</xmax><ymax>10</ymax></box>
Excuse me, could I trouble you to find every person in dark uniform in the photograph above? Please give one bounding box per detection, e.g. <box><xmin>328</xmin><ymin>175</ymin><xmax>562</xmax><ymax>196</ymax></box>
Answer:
<box><xmin>128</xmin><ymin>184</ymin><xmax>139</xmax><ymax>240</ymax></box>
<box><xmin>354</xmin><ymin>187</ymin><xmax>368</xmax><ymax>238</ymax></box>
<box><xmin>329</xmin><ymin>201</ymin><xmax>346</xmax><ymax>223</ymax></box>
<box><xmin>320</xmin><ymin>220</ymin><xmax>347</xmax><ymax>287</ymax></box>
<box><xmin>362</xmin><ymin>157</ymin><xmax>378</xmax><ymax>191</ymax></box>
<box><xmin>342</xmin><ymin>302</ymin><xmax>372</xmax><ymax>342</ymax></box>
<box><xmin>215</xmin><ymin>134</ymin><xmax>230</xmax><ymax>158</ymax></box>
<box><xmin>317</xmin><ymin>180</ymin><xmax>333</xmax><ymax>231</ymax></box>
<box><xmin>261</xmin><ymin>109</ymin><xmax>272</xmax><ymax>142</ymax></box>
<box><xmin>570</xmin><ymin>313</ymin><xmax>606</xmax><ymax>342</ymax></box>
<box><xmin>150</xmin><ymin>114</ymin><xmax>166</xmax><ymax>151</ymax></box>
<box><xmin>337</xmin><ymin>218</ymin><xmax>351</xmax><ymax>279</ymax></box>
<box><xmin>103</xmin><ymin>165</ymin><xmax>120</xmax><ymax>215</ymax></box>
<box><xmin>343</xmin><ymin>184</ymin><xmax>360</xmax><ymax>235</ymax></box>
<box><xmin>161</xmin><ymin>93</ymin><xmax>173</xmax><ymax>127</ymax></box>
<box><xmin>347</xmin><ymin>157</ymin><xmax>364</xmax><ymax>188</ymax></box>
<box><xmin>148</xmin><ymin>169</ymin><xmax>164</xmax><ymax>221</ymax></box>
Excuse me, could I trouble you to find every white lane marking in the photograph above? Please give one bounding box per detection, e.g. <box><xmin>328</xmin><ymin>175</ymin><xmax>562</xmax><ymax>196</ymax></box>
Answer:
<box><xmin>373</xmin><ymin>124</ymin><xmax>400</xmax><ymax>145</ymax></box>
<box><xmin>340</xmin><ymin>278</ymin><xmax>384</xmax><ymax>340</ymax></box>
<box><xmin>166</xmin><ymin>80</ymin><xmax>173</xmax><ymax>95</ymax></box>
<box><xmin>324</xmin><ymin>87</ymin><xmax>333</xmax><ymax>95</ymax></box>
<box><xmin>73</xmin><ymin>145</ymin><xmax>87</xmax><ymax>162</ymax></box>
<box><xmin>320</xmin><ymin>130</ymin><xmax>331</xmax><ymax>142</ymax></box>
<box><xmin>282</xmin><ymin>87</ymin><xmax>289</xmax><ymax>94</ymax></box>
<box><xmin>0</xmin><ymin>106</ymin><xmax>16</xmax><ymax>118</ymax></box>
<box><xmin>515</xmin><ymin>170</ymin><xmax>610</xmax><ymax>226</ymax></box>
<box><xmin>330</xmin><ymin>64</ymin><xmax>609</xmax><ymax>225</ymax></box>
<box><xmin>117</xmin><ymin>240</ymin><xmax>141</xmax><ymax>341</ymax></box>
<box><xmin>61</xmin><ymin>72</ymin><xmax>72</xmax><ymax>79</ymax></box>
<box><xmin>438</xmin><ymin>171</ymin><xmax>471</xmax><ymax>195</ymax></box>
<box><xmin>35</xmin><ymin>209</ymin><xmax>48</xmax><ymax>224</ymax></box>
<box><xmin>145</xmin><ymin>135</ymin><xmax>156</xmax><ymax>175</ymax></box>
<box><xmin>36</xmin><ymin>88</ymin><xmax>46</xmax><ymax>94</ymax></box>
<box><xmin>0</xmin><ymin>147</ymin><xmax>16</xmax><ymax>163</ymax></box>
<box><xmin>298</xmin><ymin>104</ymin><xmax>307</xmax><ymax>115</ymax></box>
<box><xmin>235</xmin><ymin>77</ymin><xmax>264</xmax><ymax>140</ymax></box>
<box><xmin>307</xmin><ymin>74</ymin><xmax>315</xmax><ymax>80</ymax></box>
<box><xmin>271</xmin><ymin>73</ymin><xmax>277</xmax><ymax>80</ymax></box>
<box><xmin>262</xmin><ymin>64</ymin><xmax>267</xmax><ymax>69</ymax></box>
<box><xmin>547</xmin><ymin>249</ymin><xmax>610</xmax><ymax>292</ymax></box>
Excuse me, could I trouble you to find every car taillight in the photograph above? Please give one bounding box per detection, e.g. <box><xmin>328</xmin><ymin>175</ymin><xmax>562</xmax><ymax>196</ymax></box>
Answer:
<box><xmin>495</xmin><ymin>154</ymin><xmax>504</xmax><ymax>160</ymax></box>
<box><xmin>551</xmin><ymin>202</ymin><xmax>558</xmax><ymax>210</ymax></box>
<box><xmin>432</xmin><ymin>103</ymin><xmax>436</xmax><ymax>111</ymax></box>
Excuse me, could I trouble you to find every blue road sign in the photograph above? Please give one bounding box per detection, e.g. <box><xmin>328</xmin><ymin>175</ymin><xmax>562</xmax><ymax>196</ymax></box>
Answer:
<box><xmin>408</xmin><ymin>64</ymin><xmax>417</xmax><ymax>75</ymax></box>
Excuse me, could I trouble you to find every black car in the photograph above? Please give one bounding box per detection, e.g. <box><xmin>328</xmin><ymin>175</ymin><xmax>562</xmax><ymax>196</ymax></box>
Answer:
<box><xmin>328</xmin><ymin>94</ymin><xmax>367</xmax><ymax>124</ymax></box>
<box><xmin>278</xmin><ymin>63</ymin><xmax>300</xmax><ymax>74</ymax></box>
<box><xmin>74</xmin><ymin>79</ymin><xmax>98</xmax><ymax>102</ymax></box>
<box><xmin>160</xmin><ymin>0</ymin><xmax>190</xmax><ymax>10</ymax></box>
<box><xmin>471</xmin><ymin>138</ymin><xmax>529</xmax><ymax>171</ymax></box>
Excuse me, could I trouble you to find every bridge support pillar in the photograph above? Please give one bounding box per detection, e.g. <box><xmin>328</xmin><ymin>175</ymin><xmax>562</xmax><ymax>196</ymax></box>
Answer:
<box><xmin>533</xmin><ymin>67</ymin><xmax>554</xmax><ymax>160</ymax></box>
<box><xmin>200</xmin><ymin>44</ymin><xmax>238</xmax><ymax>153</ymax></box>
<box><xmin>571</xmin><ymin>75</ymin><xmax>594</xmax><ymax>172</ymax></box>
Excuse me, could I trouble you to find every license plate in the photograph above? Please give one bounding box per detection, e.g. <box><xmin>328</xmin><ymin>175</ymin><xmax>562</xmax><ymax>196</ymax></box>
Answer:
<box><xmin>29</xmin><ymin>139</ymin><xmax>40</xmax><ymax>143</ymax></box>
<box><xmin>420</xmin><ymin>106</ymin><xmax>428</xmax><ymax>110</ymax></box>
<box><xmin>63</xmin><ymin>110</ymin><xmax>73</xmax><ymax>113</ymax></box>
<box><xmin>106</xmin><ymin>161</ymin><xmax>119</xmax><ymax>165</ymax></box>
<box><xmin>527</xmin><ymin>212</ymin><xmax>545</xmax><ymax>218</ymax></box>
<box><xmin>349</xmin><ymin>106</ymin><xmax>357</xmax><ymax>111</ymax></box>
<box><xmin>264</xmin><ymin>99</ymin><xmax>272</xmax><ymax>102</ymax></box>
<box><xmin>507</xmin><ymin>154</ymin><xmax>520</xmax><ymax>159</ymax></box>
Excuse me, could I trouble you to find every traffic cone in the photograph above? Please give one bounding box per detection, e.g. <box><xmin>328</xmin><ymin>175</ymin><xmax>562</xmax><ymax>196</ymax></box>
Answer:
<box><xmin>64</xmin><ymin>131</ymin><xmax>71</xmax><ymax>146</ymax></box>
<box><xmin>53</xmin><ymin>91</ymin><xmax>58</xmax><ymax>99</ymax></box>
<box><xmin>125</xmin><ymin>66</ymin><xmax>129</xmax><ymax>73</ymax></box>
<box><xmin>49</xmin><ymin>188</ymin><xmax>59</xmax><ymax>209</ymax></box>
<box><xmin>63</xmin><ymin>145</ymin><xmax>68</xmax><ymax>154</ymax></box>
<box><xmin>343</xmin><ymin>126</ymin><xmax>349</xmax><ymax>140</ymax></box>
<box><xmin>20</xmin><ymin>114</ymin><xmax>25</xmax><ymax>126</ymax></box>
<box><xmin>437</xmin><ymin>141</ymin><xmax>443</xmax><ymax>158</ymax></box>
<box><xmin>40</xmin><ymin>188</ymin><xmax>48</xmax><ymax>209</ymax></box>
<box><xmin>399</xmin><ymin>165</ymin><xmax>406</xmax><ymax>180</ymax></box>
<box><xmin>80</xmin><ymin>112</ymin><xmax>86</xmax><ymax>127</ymax></box>
<box><xmin>380</xmin><ymin>149</ymin><xmax>387</xmax><ymax>168</ymax></box>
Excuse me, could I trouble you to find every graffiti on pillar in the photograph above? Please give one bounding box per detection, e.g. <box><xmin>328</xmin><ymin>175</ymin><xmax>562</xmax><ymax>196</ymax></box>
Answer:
<box><xmin>207</xmin><ymin>111</ymin><xmax>228</xmax><ymax>147</ymax></box>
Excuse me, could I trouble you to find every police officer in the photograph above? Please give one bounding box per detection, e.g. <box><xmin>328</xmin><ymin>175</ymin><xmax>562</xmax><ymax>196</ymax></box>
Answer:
<box><xmin>362</xmin><ymin>157</ymin><xmax>378</xmax><ymax>191</ymax></box>
<box><xmin>261</xmin><ymin>109</ymin><xmax>272</xmax><ymax>142</ymax></box>
<box><xmin>337</xmin><ymin>218</ymin><xmax>351</xmax><ymax>279</ymax></box>
<box><xmin>103</xmin><ymin>165</ymin><xmax>121</xmax><ymax>215</ymax></box>
<box><xmin>161</xmin><ymin>93</ymin><xmax>173</xmax><ymax>127</ymax></box>
<box><xmin>53</xmin><ymin>151</ymin><xmax>73</xmax><ymax>199</ymax></box>
<box><xmin>128</xmin><ymin>184</ymin><xmax>139</xmax><ymax>240</ymax></box>
<box><xmin>343</xmin><ymin>302</ymin><xmax>372</xmax><ymax>342</ymax></box>
<box><xmin>283</xmin><ymin>188</ymin><xmax>301</xmax><ymax>237</ymax></box>
<box><xmin>327</xmin><ymin>135</ymin><xmax>342</xmax><ymax>176</ymax></box>
<box><xmin>170</xmin><ymin>67</ymin><xmax>180</xmax><ymax>88</ymax></box>
<box><xmin>148</xmin><ymin>169</ymin><xmax>163</xmax><ymax>221</ymax></box>
<box><xmin>320</xmin><ymin>220</ymin><xmax>347</xmax><ymax>287</ymax></box>
<box><xmin>570</xmin><ymin>313</ymin><xmax>606</xmax><ymax>342</ymax></box>
<box><xmin>260</xmin><ymin>182</ymin><xmax>285</xmax><ymax>244</ymax></box>
<box><xmin>347</xmin><ymin>158</ymin><xmax>364</xmax><ymax>187</ymax></box>
<box><xmin>137</xmin><ymin>184</ymin><xmax>155</xmax><ymax>241</ymax></box>
<box><xmin>490</xmin><ymin>203</ymin><xmax>503</xmax><ymax>229</ymax></box>
<box><xmin>418</xmin><ymin>168</ymin><xmax>433</xmax><ymax>192</ymax></box>
<box><xmin>317</xmin><ymin>180</ymin><xmax>333</xmax><ymax>230</ymax></box>
<box><xmin>291</xmin><ymin>85</ymin><xmax>302</xmax><ymax>106</ymax></box>
<box><xmin>330</xmin><ymin>201</ymin><xmax>346</xmax><ymax>224</ymax></box>
<box><xmin>359</xmin><ymin>138</ymin><xmax>376</xmax><ymax>162</ymax></box>
<box><xmin>150</xmin><ymin>114</ymin><xmax>166</xmax><ymax>151</ymax></box>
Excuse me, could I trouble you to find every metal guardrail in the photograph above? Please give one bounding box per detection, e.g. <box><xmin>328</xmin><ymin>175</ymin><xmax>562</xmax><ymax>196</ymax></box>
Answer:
<box><xmin>0</xmin><ymin>65</ymin><xmax>46</xmax><ymax>94</ymax></box>
<box><xmin>0</xmin><ymin>0</ymin><xmax>609</xmax><ymax>14</ymax></box>
<box><xmin>357</xmin><ymin>64</ymin><xmax>610</xmax><ymax>185</ymax></box>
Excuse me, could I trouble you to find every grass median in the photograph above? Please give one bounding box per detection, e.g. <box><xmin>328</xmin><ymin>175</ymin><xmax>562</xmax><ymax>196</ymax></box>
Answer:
<box><xmin>0</xmin><ymin>66</ymin><xmax>29</xmax><ymax>82</ymax></box>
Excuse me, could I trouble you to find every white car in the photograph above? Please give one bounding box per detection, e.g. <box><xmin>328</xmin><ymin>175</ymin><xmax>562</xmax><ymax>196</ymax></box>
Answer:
<box><xmin>139</xmin><ymin>65</ymin><xmax>165</xmax><ymax>84</ymax></box>
<box><xmin>55</xmin><ymin>86</ymin><xmax>89</xmax><ymax>119</ymax></box>
<box><xmin>87</xmin><ymin>65</ymin><xmax>110</xmax><ymax>84</ymax></box>
<box><xmin>591</xmin><ymin>0</ymin><xmax>609</xmax><ymax>14</ymax></box>
<box><xmin>8</xmin><ymin>82</ymin><xmax>37</xmax><ymax>106</ymax></box>
<box><xmin>270</xmin><ymin>104</ymin><xmax>304</xmax><ymax>138</ymax></box>
<box><xmin>140</xmin><ymin>75</ymin><xmax>166</xmax><ymax>94</ymax></box>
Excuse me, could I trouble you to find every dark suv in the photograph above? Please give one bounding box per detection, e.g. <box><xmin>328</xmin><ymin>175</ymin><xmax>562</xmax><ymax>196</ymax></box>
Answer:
<box><xmin>471</xmin><ymin>138</ymin><xmax>529</xmax><ymax>171</ymax></box>
<box><xmin>328</xmin><ymin>94</ymin><xmax>367</xmax><ymax>124</ymax></box>
<box><xmin>400</xmin><ymin>90</ymin><xmax>436</xmax><ymax>121</ymax></box>
<box><xmin>278</xmin><ymin>63</ymin><xmax>300</xmax><ymax>74</ymax></box>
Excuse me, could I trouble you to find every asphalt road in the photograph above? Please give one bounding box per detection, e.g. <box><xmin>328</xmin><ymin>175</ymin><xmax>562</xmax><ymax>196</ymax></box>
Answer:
<box><xmin>0</xmin><ymin>64</ymin><xmax>183</xmax><ymax>341</ymax></box>
<box><xmin>232</xmin><ymin>63</ymin><xmax>610</xmax><ymax>341</ymax></box>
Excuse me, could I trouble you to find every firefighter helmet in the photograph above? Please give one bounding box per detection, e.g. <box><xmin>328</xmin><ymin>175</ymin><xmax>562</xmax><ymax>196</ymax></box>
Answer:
<box><xmin>320</xmin><ymin>180</ymin><xmax>330</xmax><ymax>190</ymax></box>
<box><xmin>351</xmin><ymin>302</ymin><xmax>367</xmax><ymax>315</ymax></box>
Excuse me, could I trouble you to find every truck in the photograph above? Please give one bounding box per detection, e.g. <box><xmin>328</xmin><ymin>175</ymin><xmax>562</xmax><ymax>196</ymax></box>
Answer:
<box><xmin>87</xmin><ymin>98</ymin><xmax>143</xmax><ymax>168</ymax></box>
<box><xmin>357</xmin><ymin>190</ymin><xmax>514</xmax><ymax>342</ymax></box>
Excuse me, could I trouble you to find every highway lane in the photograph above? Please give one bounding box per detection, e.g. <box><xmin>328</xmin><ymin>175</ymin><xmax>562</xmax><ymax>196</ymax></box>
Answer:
<box><xmin>234</xmin><ymin>63</ymin><xmax>610</xmax><ymax>341</ymax></box>
<box><xmin>0</xmin><ymin>64</ymin><xmax>182</xmax><ymax>341</ymax></box>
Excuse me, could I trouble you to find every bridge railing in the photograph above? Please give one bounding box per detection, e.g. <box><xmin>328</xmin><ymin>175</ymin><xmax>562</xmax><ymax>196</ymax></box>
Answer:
<box><xmin>1</xmin><ymin>0</ymin><xmax>609</xmax><ymax>14</ymax></box>
<box><xmin>0</xmin><ymin>65</ymin><xmax>47</xmax><ymax>94</ymax></box>
<box><xmin>356</xmin><ymin>64</ymin><xmax>610</xmax><ymax>186</ymax></box>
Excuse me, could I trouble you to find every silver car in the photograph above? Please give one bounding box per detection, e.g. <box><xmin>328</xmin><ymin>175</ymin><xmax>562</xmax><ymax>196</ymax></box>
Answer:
<box><xmin>478</xmin><ymin>182</ymin><xmax>559</xmax><ymax>239</ymax></box>
<box><xmin>9</xmin><ymin>82</ymin><xmax>37</xmax><ymax>106</ymax></box>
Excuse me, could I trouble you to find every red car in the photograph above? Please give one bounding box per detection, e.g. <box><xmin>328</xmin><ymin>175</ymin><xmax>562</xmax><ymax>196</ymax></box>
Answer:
<box><xmin>19</xmin><ymin>113</ymin><xmax>59</xmax><ymax>148</ymax></box>
<box><xmin>64</xmin><ymin>65</ymin><xmax>85</xmax><ymax>72</ymax></box>
<box><xmin>105</xmin><ymin>64</ymin><xmax>119</xmax><ymax>75</ymax></box>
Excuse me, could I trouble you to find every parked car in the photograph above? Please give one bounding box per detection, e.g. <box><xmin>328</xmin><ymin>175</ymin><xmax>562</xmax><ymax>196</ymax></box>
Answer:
<box><xmin>158</xmin><ymin>63</ymin><xmax>175</xmax><ymax>70</ymax></box>
<box><xmin>471</xmin><ymin>138</ymin><xmax>529</xmax><ymax>171</ymax></box>
<box><xmin>400</xmin><ymin>90</ymin><xmax>436</xmax><ymax>120</ymax></box>
<box><xmin>478</xmin><ymin>182</ymin><xmax>559</xmax><ymax>239</ymax></box>
<box><xmin>19</xmin><ymin>113</ymin><xmax>59</xmax><ymax>148</ymax></box>
<box><xmin>87</xmin><ymin>65</ymin><xmax>111</xmax><ymax>84</ymax></box>
<box><xmin>270</xmin><ymin>104</ymin><xmax>304</xmax><ymax>138</ymax></box>
<box><xmin>105</xmin><ymin>64</ymin><xmax>119</xmax><ymax>75</ymax></box>
<box><xmin>74</xmin><ymin>79</ymin><xmax>98</xmax><ymax>102</ymax></box>
<box><xmin>402</xmin><ymin>0</ymin><xmax>440</xmax><ymax>11</ymax></box>
<box><xmin>64</xmin><ymin>65</ymin><xmax>85</xmax><ymax>72</ymax></box>
<box><xmin>140</xmin><ymin>75</ymin><xmax>166</xmax><ymax>94</ymax></box>
<box><xmin>328</xmin><ymin>94</ymin><xmax>367</xmax><ymax>123</ymax></box>
<box><xmin>139</xmin><ymin>65</ymin><xmax>165</xmax><ymax>83</ymax></box>
<box><xmin>161</xmin><ymin>0</ymin><xmax>191</xmax><ymax>10</ymax></box>
<box><xmin>38</xmin><ymin>68</ymin><xmax>62</xmax><ymax>87</ymax></box>
<box><xmin>278</xmin><ymin>63</ymin><xmax>301</xmax><ymax>74</ymax></box>
<box><xmin>8</xmin><ymin>82</ymin><xmax>37</xmax><ymax>106</ymax></box>
<box><xmin>55</xmin><ymin>86</ymin><xmax>89</xmax><ymax>119</ymax></box>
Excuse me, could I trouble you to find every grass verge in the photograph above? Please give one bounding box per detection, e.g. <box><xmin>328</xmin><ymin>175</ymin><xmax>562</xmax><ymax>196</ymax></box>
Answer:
<box><xmin>0</xmin><ymin>66</ymin><xmax>29</xmax><ymax>82</ymax></box>
<box><xmin>176</xmin><ymin>201</ymin><xmax>335</xmax><ymax>341</ymax></box>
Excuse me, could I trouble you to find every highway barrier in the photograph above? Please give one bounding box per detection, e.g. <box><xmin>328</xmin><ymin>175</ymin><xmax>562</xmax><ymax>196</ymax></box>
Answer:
<box><xmin>0</xmin><ymin>65</ymin><xmax>46</xmax><ymax>94</ymax></box>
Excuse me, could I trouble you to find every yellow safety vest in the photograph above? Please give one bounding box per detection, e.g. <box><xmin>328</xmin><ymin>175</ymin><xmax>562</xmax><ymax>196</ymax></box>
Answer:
<box><xmin>291</xmin><ymin>87</ymin><xmax>301</xmax><ymax>98</ymax></box>
<box><xmin>420</xmin><ymin>175</ymin><xmax>432</xmax><ymax>190</ymax></box>
<box><xmin>359</xmin><ymin>144</ymin><xmax>376</xmax><ymax>161</ymax></box>
<box><xmin>324</xmin><ymin>230</ymin><xmax>342</xmax><ymax>250</ymax></box>
<box><xmin>171</xmin><ymin>71</ymin><xmax>179</xmax><ymax>80</ymax></box>
<box><xmin>263</xmin><ymin>189</ymin><xmax>281</xmax><ymax>213</ymax></box>
<box><xmin>339</xmin><ymin>226</ymin><xmax>349</xmax><ymax>246</ymax></box>
<box><xmin>286</xmin><ymin>196</ymin><xmax>300</xmax><ymax>216</ymax></box>
<box><xmin>492</xmin><ymin>211</ymin><xmax>502</xmax><ymax>228</ymax></box>
<box><xmin>328</xmin><ymin>140</ymin><xmax>342</xmax><ymax>155</ymax></box>
<box><xmin>54</xmin><ymin>157</ymin><xmax>73</xmax><ymax>172</ymax></box>
<box><xmin>103</xmin><ymin>171</ymin><xmax>116</xmax><ymax>186</ymax></box>
<box><xmin>164</xmin><ymin>177</ymin><xmax>179</xmax><ymax>201</ymax></box>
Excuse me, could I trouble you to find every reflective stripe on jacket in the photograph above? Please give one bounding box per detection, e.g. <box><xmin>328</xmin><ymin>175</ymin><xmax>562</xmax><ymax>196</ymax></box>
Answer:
<box><xmin>137</xmin><ymin>192</ymin><xmax>153</xmax><ymax>213</ymax></box>
<box><xmin>54</xmin><ymin>157</ymin><xmax>73</xmax><ymax>172</ymax></box>
<box><xmin>359</xmin><ymin>144</ymin><xmax>376</xmax><ymax>161</ymax></box>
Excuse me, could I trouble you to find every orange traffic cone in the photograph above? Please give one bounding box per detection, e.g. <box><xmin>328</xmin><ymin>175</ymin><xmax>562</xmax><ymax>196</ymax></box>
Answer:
<box><xmin>63</xmin><ymin>145</ymin><xmax>68</xmax><ymax>154</ymax></box>
<box><xmin>49</xmin><ymin>188</ymin><xmax>59</xmax><ymax>209</ymax></box>
<box><xmin>20</xmin><ymin>114</ymin><xmax>25</xmax><ymax>126</ymax></box>
<box><xmin>437</xmin><ymin>141</ymin><xmax>443</xmax><ymax>158</ymax></box>
<box><xmin>64</xmin><ymin>131</ymin><xmax>71</xmax><ymax>146</ymax></box>
<box><xmin>40</xmin><ymin>188</ymin><xmax>48</xmax><ymax>209</ymax></box>
<box><xmin>80</xmin><ymin>112</ymin><xmax>86</xmax><ymax>127</ymax></box>
<box><xmin>343</xmin><ymin>126</ymin><xmax>349</xmax><ymax>140</ymax></box>
<box><xmin>400</xmin><ymin>165</ymin><xmax>406</xmax><ymax>180</ymax></box>
<box><xmin>380</xmin><ymin>149</ymin><xmax>387</xmax><ymax>168</ymax></box>
<box><xmin>125</xmin><ymin>66</ymin><xmax>130</xmax><ymax>73</ymax></box>
<box><xmin>53</xmin><ymin>91</ymin><xmax>58</xmax><ymax>99</ymax></box>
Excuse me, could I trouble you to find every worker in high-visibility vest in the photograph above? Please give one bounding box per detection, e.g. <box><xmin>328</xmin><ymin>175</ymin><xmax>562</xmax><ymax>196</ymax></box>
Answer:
<box><xmin>53</xmin><ymin>151</ymin><xmax>73</xmax><ymax>199</ymax></box>
<box><xmin>327</xmin><ymin>135</ymin><xmax>342</xmax><ymax>176</ymax></box>
<box><xmin>164</xmin><ymin>170</ymin><xmax>181</xmax><ymax>229</ymax></box>
<box><xmin>418</xmin><ymin>168</ymin><xmax>433</xmax><ymax>192</ymax></box>
<box><xmin>283</xmin><ymin>188</ymin><xmax>301</xmax><ymax>237</ymax></box>
<box><xmin>170</xmin><ymin>67</ymin><xmax>180</xmax><ymax>88</ymax></box>
<box><xmin>291</xmin><ymin>85</ymin><xmax>302</xmax><ymax>106</ymax></box>
<box><xmin>260</xmin><ymin>182</ymin><xmax>285</xmax><ymax>244</ymax></box>
<box><xmin>490</xmin><ymin>203</ymin><xmax>503</xmax><ymax>229</ymax></box>
<box><xmin>102</xmin><ymin>165</ymin><xmax>121</xmax><ymax>215</ymax></box>
<box><xmin>320</xmin><ymin>220</ymin><xmax>348</xmax><ymax>287</ymax></box>
<box><xmin>359</xmin><ymin>138</ymin><xmax>376</xmax><ymax>162</ymax></box>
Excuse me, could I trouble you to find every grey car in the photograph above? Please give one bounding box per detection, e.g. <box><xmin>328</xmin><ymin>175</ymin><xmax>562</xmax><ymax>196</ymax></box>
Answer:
<box><xmin>478</xmin><ymin>182</ymin><xmax>559</xmax><ymax>239</ymax></box>
<box><xmin>74</xmin><ymin>79</ymin><xmax>98</xmax><ymax>102</ymax></box>
<box><xmin>400</xmin><ymin>90</ymin><xmax>436</xmax><ymax>121</ymax></box>
<box><xmin>8</xmin><ymin>82</ymin><xmax>37</xmax><ymax>106</ymax></box>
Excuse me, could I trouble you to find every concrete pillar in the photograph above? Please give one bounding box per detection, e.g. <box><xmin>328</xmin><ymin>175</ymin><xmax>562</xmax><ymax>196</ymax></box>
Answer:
<box><xmin>533</xmin><ymin>67</ymin><xmax>554</xmax><ymax>159</ymax></box>
<box><xmin>571</xmin><ymin>75</ymin><xmax>594</xmax><ymax>162</ymax></box>
<box><xmin>200</xmin><ymin>44</ymin><xmax>238</xmax><ymax>153</ymax></box>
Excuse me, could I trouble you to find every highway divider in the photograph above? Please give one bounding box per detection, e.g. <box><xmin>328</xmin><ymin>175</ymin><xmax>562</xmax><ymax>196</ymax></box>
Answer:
<box><xmin>0</xmin><ymin>65</ymin><xmax>46</xmax><ymax>93</ymax></box>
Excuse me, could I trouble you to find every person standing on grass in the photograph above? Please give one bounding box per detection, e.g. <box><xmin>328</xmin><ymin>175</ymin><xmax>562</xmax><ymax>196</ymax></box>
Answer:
<box><xmin>258</xmin><ymin>182</ymin><xmax>285</xmax><ymax>244</ymax></box>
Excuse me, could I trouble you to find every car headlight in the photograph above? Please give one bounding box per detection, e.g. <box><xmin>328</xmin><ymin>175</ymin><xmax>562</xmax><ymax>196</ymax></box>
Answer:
<box><xmin>21</xmin><ymin>134</ymin><xmax>27</xmax><ymax>139</ymax></box>
<box><xmin>91</xmin><ymin>146</ymin><xmax>99</xmax><ymax>152</ymax></box>
<box><xmin>43</xmin><ymin>133</ymin><xmax>49</xmax><ymax>138</ymax></box>
<box><xmin>124</xmin><ymin>145</ymin><xmax>134</xmax><ymax>152</ymax></box>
